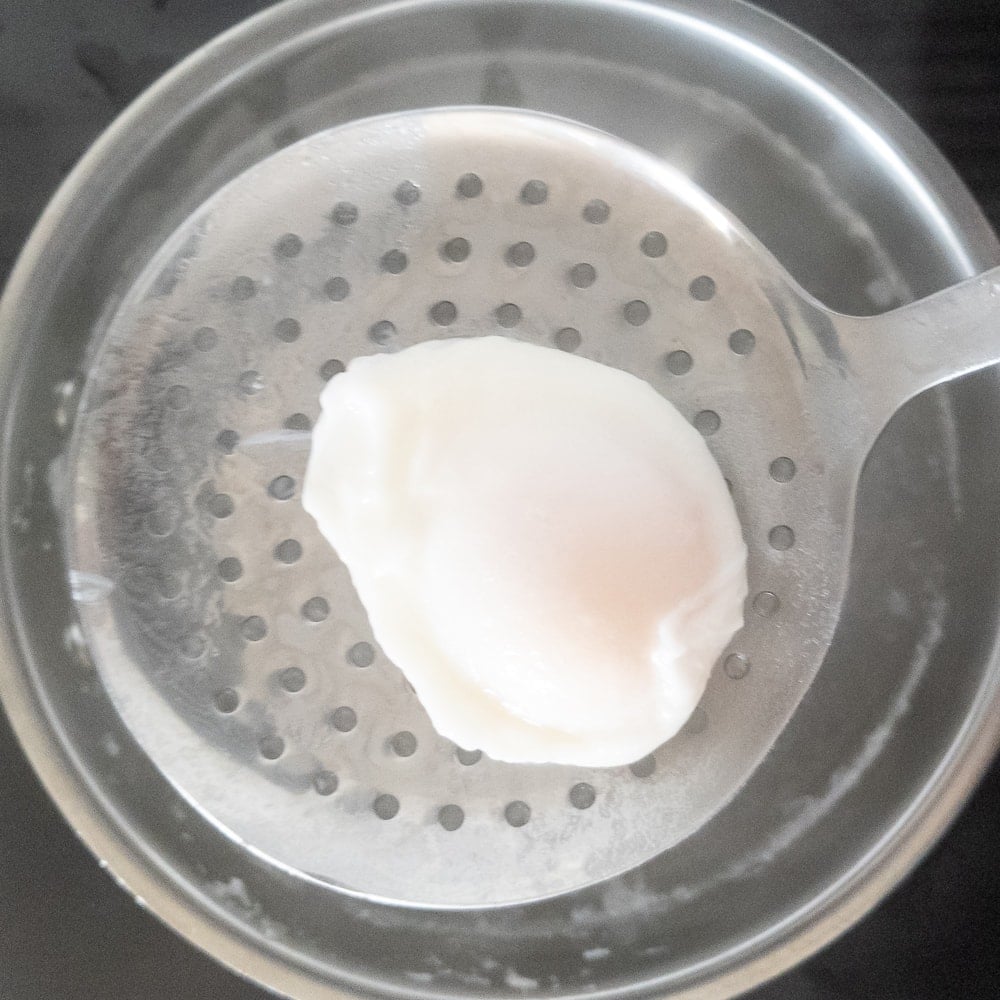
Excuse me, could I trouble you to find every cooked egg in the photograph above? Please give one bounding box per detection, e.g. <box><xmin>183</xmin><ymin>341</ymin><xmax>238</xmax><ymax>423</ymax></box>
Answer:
<box><xmin>302</xmin><ymin>336</ymin><xmax>747</xmax><ymax>767</ymax></box>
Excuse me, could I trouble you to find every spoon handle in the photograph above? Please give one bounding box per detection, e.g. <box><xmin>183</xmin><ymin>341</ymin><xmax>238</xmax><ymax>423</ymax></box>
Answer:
<box><xmin>767</xmin><ymin>265</ymin><xmax>1000</xmax><ymax>525</ymax></box>
<box><xmin>837</xmin><ymin>265</ymin><xmax>1000</xmax><ymax>436</ymax></box>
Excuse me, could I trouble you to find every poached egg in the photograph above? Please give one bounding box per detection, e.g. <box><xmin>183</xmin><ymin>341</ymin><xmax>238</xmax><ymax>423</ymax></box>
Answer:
<box><xmin>302</xmin><ymin>336</ymin><xmax>747</xmax><ymax>767</ymax></box>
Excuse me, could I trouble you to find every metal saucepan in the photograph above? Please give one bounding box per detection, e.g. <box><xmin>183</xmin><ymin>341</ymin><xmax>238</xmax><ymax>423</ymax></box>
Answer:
<box><xmin>2</xmin><ymin>1</ymin><xmax>998</xmax><ymax>997</ymax></box>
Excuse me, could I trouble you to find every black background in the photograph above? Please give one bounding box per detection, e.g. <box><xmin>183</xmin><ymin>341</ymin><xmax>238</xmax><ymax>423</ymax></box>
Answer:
<box><xmin>1</xmin><ymin>2</ymin><xmax>998</xmax><ymax>997</ymax></box>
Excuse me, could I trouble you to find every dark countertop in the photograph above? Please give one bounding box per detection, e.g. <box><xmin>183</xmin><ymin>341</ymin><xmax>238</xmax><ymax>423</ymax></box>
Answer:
<box><xmin>1</xmin><ymin>2</ymin><xmax>998</xmax><ymax>998</ymax></box>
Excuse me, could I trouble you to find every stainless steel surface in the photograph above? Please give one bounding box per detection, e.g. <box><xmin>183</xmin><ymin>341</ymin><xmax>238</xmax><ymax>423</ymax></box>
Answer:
<box><xmin>66</xmin><ymin>108</ymin><xmax>837</xmax><ymax>907</ymax></box>
<box><xmin>2</xmin><ymin>0</ymin><xmax>1000</xmax><ymax>996</ymax></box>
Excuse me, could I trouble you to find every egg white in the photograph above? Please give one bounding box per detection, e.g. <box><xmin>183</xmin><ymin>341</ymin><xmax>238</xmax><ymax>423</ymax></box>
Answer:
<box><xmin>303</xmin><ymin>336</ymin><xmax>747</xmax><ymax>767</ymax></box>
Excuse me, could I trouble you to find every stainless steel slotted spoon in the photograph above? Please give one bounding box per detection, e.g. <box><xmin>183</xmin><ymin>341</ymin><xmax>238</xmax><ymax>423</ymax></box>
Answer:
<box><xmin>64</xmin><ymin>107</ymin><xmax>1000</xmax><ymax>910</ymax></box>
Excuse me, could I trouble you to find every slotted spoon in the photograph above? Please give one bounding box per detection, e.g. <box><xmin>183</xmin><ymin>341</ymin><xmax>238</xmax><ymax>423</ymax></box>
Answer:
<box><xmin>64</xmin><ymin>107</ymin><xmax>1000</xmax><ymax>909</ymax></box>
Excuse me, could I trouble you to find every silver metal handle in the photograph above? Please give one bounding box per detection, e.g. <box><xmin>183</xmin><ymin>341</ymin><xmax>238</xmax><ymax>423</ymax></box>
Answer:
<box><xmin>840</xmin><ymin>265</ymin><xmax>1000</xmax><ymax>439</ymax></box>
<box><xmin>768</xmin><ymin>265</ymin><xmax>1000</xmax><ymax>527</ymax></box>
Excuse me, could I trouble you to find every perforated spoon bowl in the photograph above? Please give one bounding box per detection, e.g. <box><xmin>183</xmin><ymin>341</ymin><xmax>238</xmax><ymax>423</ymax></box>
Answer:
<box><xmin>63</xmin><ymin>108</ymin><xmax>1000</xmax><ymax>909</ymax></box>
